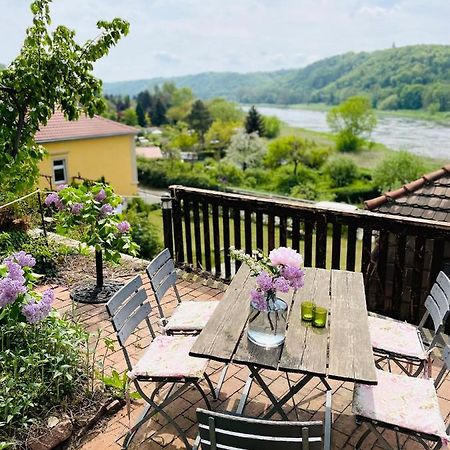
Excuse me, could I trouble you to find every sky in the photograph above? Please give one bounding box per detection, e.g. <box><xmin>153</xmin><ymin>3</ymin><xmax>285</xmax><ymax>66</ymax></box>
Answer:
<box><xmin>1</xmin><ymin>0</ymin><xmax>450</xmax><ymax>82</ymax></box>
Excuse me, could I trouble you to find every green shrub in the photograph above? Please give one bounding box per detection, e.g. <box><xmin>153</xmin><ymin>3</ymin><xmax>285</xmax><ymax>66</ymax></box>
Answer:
<box><xmin>336</xmin><ymin>131</ymin><xmax>361</xmax><ymax>152</ymax></box>
<box><xmin>325</xmin><ymin>156</ymin><xmax>359</xmax><ymax>188</ymax></box>
<box><xmin>262</xmin><ymin>116</ymin><xmax>281</xmax><ymax>138</ymax></box>
<box><xmin>373</xmin><ymin>151</ymin><xmax>427</xmax><ymax>192</ymax></box>
<box><xmin>303</xmin><ymin>147</ymin><xmax>332</xmax><ymax>169</ymax></box>
<box><xmin>123</xmin><ymin>199</ymin><xmax>162</xmax><ymax>259</ymax></box>
<box><xmin>0</xmin><ymin>316</ymin><xmax>87</xmax><ymax>431</ymax></box>
<box><xmin>330</xmin><ymin>181</ymin><xmax>380</xmax><ymax>204</ymax></box>
<box><xmin>271</xmin><ymin>166</ymin><xmax>318</xmax><ymax>195</ymax></box>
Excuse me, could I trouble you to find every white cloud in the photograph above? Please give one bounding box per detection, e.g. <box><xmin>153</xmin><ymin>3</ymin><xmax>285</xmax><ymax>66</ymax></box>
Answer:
<box><xmin>1</xmin><ymin>0</ymin><xmax>450</xmax><ymax>81</ymax></box>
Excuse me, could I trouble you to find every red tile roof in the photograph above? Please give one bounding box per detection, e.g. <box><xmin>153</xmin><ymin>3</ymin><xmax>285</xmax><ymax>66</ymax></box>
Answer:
<box><xmin>35</xmin><ymin>110</ymin><xmax>138</xmax><ymax>143</ymax></box>
<box><xmin>364</xmin><ymin>164</ymin><xmax>450</xmax><ymax>221</ymax></box>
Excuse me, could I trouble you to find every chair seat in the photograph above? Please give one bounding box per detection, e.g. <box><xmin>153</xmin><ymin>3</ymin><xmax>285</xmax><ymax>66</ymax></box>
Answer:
<box><xmin>368</xmin><ymin>315</ymin><xmax>427</xmax><ymax>360</ymax></box>
<box><xmin>128</xmin><ymin>336</ymin><xmax>208</xmax><ymax>380</ymax></box>
<box><xmin>165</xmin><ymin>300</ymin><xmax>220</xmax><ymax>332</ymax></box>
<box><xmin>353</xmin><ymin>369</ymin><xmax>448</xmax><ymax>440</ymax></box>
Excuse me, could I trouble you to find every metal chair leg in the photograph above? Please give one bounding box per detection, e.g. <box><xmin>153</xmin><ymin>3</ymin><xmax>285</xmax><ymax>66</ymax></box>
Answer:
<box><xmin>214</xmin><ymin>364</ymin><xmax>229</xmax><ymax>397</ymax></box>
<box><xmin>355</xmin><ymin>426</ymin><xmax>371</xmax><ymax>449</ymax></box>
<box><xmin>193</xmin><ymin>380</ymin><xmax>212</xmax><ymax>410</ymax></box>
<box><xmin>204</xmin><ymin>372</ymin><xmax>218</xmax><ymax>400</ymax></box>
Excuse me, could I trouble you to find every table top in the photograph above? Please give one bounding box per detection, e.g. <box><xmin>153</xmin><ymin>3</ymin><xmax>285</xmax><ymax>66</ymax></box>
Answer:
<box><xmin>189</xmin><ymin>265</ymin><xmax>377</xmax><ymax>385</ymax></box>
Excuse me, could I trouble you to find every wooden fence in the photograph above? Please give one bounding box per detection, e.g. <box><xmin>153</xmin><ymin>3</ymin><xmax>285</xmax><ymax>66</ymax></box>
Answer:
<box><xmin>162</xmin><ymin>185</ymin><xmax>450</xmax><ymax>325</ymax></box>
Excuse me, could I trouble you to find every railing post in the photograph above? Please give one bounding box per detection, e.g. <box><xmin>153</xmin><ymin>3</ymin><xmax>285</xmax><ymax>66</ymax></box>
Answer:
<box><xmin>161</xmin><ymin>193</ymin><xmax>174</xmax><ymax>258</ymax></box>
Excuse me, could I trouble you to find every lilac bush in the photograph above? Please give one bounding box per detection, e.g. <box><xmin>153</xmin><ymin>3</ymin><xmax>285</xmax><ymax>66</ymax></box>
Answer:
<box><xmin>0</xmin><ymin>251</ymin><xmax>54</xmax><ymax>324</ymax></box>
<box><xmin>230</xmin><ymin>246</ymin><xmax>305</xmax><ymax>311</ymax></box>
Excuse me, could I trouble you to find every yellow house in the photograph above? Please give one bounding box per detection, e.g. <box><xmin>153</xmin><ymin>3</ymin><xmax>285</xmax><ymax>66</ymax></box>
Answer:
<box><xmin>37</xmin><ymin>110</ymin><xmax>138</xmax><ymax>197</ymax></box>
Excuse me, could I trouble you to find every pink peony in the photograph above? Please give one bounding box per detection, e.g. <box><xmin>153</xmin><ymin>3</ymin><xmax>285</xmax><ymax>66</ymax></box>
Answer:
<box><xmin>269</xmin><ymin>247</ymin><xmax>303</xmax><ymax>268</ymax></box>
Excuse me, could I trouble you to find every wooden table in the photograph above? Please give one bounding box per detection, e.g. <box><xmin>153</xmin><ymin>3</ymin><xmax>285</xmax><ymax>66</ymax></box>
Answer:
<box><xmin>190</xmin><ymin>265</ymin><xmax>377</xmax><ymax>418</ymax></box>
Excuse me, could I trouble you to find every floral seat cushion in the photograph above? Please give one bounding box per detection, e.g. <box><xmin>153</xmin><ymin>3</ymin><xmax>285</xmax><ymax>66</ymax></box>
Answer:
<box><xmin>128</xmin><ymin>336</ymin><xmax>207</xmax><ymax>380</ymax></box>
<box><xmin>368</xmin><ymin>315</ymin><xmax>427</xmax><ymax>360</ymax></box>
<box><xmin>353</xmin><ymin>369</ymin><xmax>448</xmax><ymax>440</ymax></box>
<box><xmin>165</xmin><ymin>300</ymin><xmax>219</xmax><ymax>332</ymax></box>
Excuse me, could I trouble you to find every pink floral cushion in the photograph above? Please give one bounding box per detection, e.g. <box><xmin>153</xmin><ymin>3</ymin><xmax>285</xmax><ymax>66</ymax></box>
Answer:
<box><xmin>353</xmin><ymin>369</ymin><xmax>448</xmax><ymax>440</ymax></box>
<box><xmin>165</xmin><ymin>301</ymin><xmax>219</xmax><ymax>332</ymax></box>
<box><xmin>128</xmin><ymin>336</ymin><xmax>207</xmax><ymax>380</ymax></box>
<box><xmin>368</xmin><ymin>315</ymin><xmax>427</xmax><ymax>359</ymax></box>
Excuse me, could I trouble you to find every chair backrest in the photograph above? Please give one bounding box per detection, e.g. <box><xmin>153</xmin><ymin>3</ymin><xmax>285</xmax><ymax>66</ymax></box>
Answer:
<box><xmin>196</xmin><ymin>409</ymin><xmax>328</xmax><ymax>450</ymax></box>
<box><xmin>146</xmin><ymin>248</ymin><xmax>180</xmax><ymax>320</ymax></box>
<box><xmin>106</xmin><ymin>276</ymin><xmax>155</xmax><ymax>369</ymax></box>
<box><xmin>419</xmin><ymin>272</ymin><xmax>450</xmax><ymax>346</ymax></box>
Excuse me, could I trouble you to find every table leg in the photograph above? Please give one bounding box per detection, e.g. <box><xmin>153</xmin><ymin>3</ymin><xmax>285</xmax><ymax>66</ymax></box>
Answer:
<box><xmin>248</xmin><ymin>366</ymin><xmax>290</xmax><ymax>420</ymax></box>
<box><xmin>236</xmin><ymin>373</ymin><xmax>253</xmax><ymax>415</ymax></box>
<box><xmin>263</xmin><ymin>374</ymin><xmax>314</xmax><ymax>419</ymax></box>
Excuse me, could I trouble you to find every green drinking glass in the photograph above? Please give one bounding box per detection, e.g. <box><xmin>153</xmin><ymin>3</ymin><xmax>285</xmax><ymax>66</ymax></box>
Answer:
<box><xmin>313</xmin><ymin>307</ymin><xmax>328</xmax><ymax>328</ymax></box>
<box><xmin>301</xmin><ymin>301</ymin><xmax>315</xmax><ymax>322</ymax></box>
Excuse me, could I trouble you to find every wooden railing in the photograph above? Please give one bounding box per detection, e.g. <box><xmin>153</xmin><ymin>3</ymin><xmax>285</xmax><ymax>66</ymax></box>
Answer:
<box><xmin>162</xmin><ymin>185</ymin><xmax>450</xmax><ymax>325</ymax></box>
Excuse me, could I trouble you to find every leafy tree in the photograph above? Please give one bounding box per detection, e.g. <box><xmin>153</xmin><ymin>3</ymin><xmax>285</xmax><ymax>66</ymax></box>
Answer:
<box><xmin>327</xmin><ymin>96</ymin><xmax>377</xmax><ymax>152</ymax></box>
<box><xmin>166</xmin><ymin>87</ymin><xmax>194</xmax><ymax>122</ymax></box>
<box><xmin>266</xmin><ymin>136</ymin><xmax>313</xmax><ymax>175</ymax></box>
<box><xmin>205</xmin><ymin>120</ymin><xmax>241</xmax><ymax>151</ymax></box>
<box><xmin>373</xmin><ymin>151</ymin><xmax>427</xmax><ymax>192</ymax></box>
<box><xmin>187</xmin><ymin>100</ymin><xmax>213</xmax><ymax>145</ymax></box>
<box><xmin>136</xmin><ymin>102</ymin><xmax>147</xmax><ymax>127</ymax></box>
<box><xmin>325</xmin><ymin>156</ymin><xmax>359</xmax><ymax>187</ymax></box>
<box><xmin>225</xmin><ymin>130</ymin><xmax>266</xmax><ymax>171</ymax></box>
<box><xmin>122</xmin><ymin>107</ymin><xmax>138</xmax><ymax>126</ymax></box>
<box><xmin>0</xmin><ymin>0</ymin><xmax>129</xmax><ymax>195</ymax></box>
<box><xmin>170</xmin><ymin>129</ymin><xmax>198</xmax><ymax>152</ymax></box>
<box><xmin>262</xmin><ymin>115</ymin><xmax>281</xmax><ymax>138</ymax></box>
<box><xmin>151</xmin><ymin>98</ymin><xmax>167</xmax><ymax>126</ymax></box>
<box><xmin>207</xmin><ymin>98</ymin><xmax>244</xmax><ymax>123</ymax></box>
<box><xmin>245</xmin><ymin>106</ymin><xmax>265</xmax><ymax>136</ymax></box>
<box><xmin>398</xmin><ymin>84</ymin><xmax>424</xmax><ymax>109</ymax></box>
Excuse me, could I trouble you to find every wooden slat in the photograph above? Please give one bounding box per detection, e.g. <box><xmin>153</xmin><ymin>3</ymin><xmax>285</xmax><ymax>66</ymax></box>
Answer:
<box><xmin>171</xmin><ymin>193</ymin><xmax>184</xmax><ymax>263</ymax></box>
<box><xmin>291</xmin><ymin>218</ymin><xmax>300</xmax><ymax>252</ymax></box>
<box><xmin>328</xmin><ymin>270</ymin><xmax>377</xmax><ymax>384</ymax></box>
<box><xmin>107</xmin><ymin>275</ymin><xmax>142</xmax><ymax>315</ymax></box>
<box><xmin>279</xmin><ymin>269</ymin><xmax>330</xmax><ymax>375</ymax></box>
<box><xmin>361</xmin><ymin>228</ymin><xmax>372</xmax><ymax>280</ymax></box>
<box><xmin>183</xmin><ymin>199</ymin><xmax>193</xmax><ymax>264</ymax></box>
<box><xmin>256</xmin><ymin>212</ymin><xmax>263</xmax><ymax>251</ymax></box>
<box><xmin>315</xmin><ymin>217</ymin><xmax>327</xmax><ymax>269</ymax></box>
<box><xmin>331</xmin><ymin>223</ymin><xmax>342</xmax><ymax>270</ymax></box>
<box><xmin>279</xmin><ymin>216</ymin><xmax>287</xmax><ymax>247</ymax></box>
<box><xmin>346</xmin><ymin>225</ymin><xmax>357</xmax><ymax>271</ymax></box>
<box><xmin>223</xmin><ymin>205</ymin><xmax>231</xmax><ymax>279</ymax></box>
<box><xmin>233</xmin><ymin>208</ymin><xmax>242</xmax><ymax>272</ymax></box>
<box><xmin>212</xmin><ymin>203</ymin><xmax>221</xmax><ymax>276</ymax></box>
<box><xmin>202</xmin><ymin>202</ymin><xmax>211</xmax><ymax>272</ymax></box>
<box><xmin>391</xmin><ymin>234</ymin><xmax>406</xmax><ymax>320</ymax></box>
<box><xmin>113</xmin><ymin>289</ymin><xmax>147</xmax><ymax>331</ymax></box>
<box><xmin>193</xmin><ymin>200</ymin><xmax>202</xmax><ymax>269</ymax></box>
<box><xmin>245</xmin><ymin>209</ymin><xmax>252</xmax><ymax>254</ymax></box>
<box><xmin>190</xmin><ymin>266</ymin><xmax>252</xmax><ymax>362</ymax></box>
<box><xmin>304</xmin><ymin>222</ymin><xmax>313</xmax><ymax>267</ymax></box>
<box><xmin>117</xmin><ymin>303</ymin><xmax>152</xmax><ymax>346</ymax></box>
<box><xmin>268</xmin><ymin>215</ymin><xmax>275</xmax><ymax>251</ymax></box>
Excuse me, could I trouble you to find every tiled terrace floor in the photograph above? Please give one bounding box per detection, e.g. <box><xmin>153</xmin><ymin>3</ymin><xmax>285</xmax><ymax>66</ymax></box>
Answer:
<box><xmin>48</xmin><ymin>274</ymin><xmax>450</xmax><ymax>450</ymax></box>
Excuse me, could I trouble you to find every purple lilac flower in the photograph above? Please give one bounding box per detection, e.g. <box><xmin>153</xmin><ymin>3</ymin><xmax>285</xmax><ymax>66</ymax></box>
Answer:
<box><xmin>6</xmin><ymin>251</ymin><xmax>36</xmax><ymax>268</ymax></box>
<box><xmin>100</xmin><ymin>203</ymin><xmax>114</xmax><ymax>217</ymax></box>
<box><xmin>4</xmin><ymin>260</ymin><xmax>25</xmax><ymax>283</ymax></box>
<box><xmin>0</xmin><ymin>277</ymin><xmax>26</xmax><ymax>308</ymax></box>
<box><xmin>44</xmin><ymin>192</ymin><xmax>59</xmax><ymax>207</ymax></box>
<box><xmin>22</xmin><ymin>289</ymin><xmax>54</xmax><ymax>324</ymax></box>
<box><xmin>117</xmin><ymin>220</ymin><xmax>130</xmax><ymax>234</ymax></box>
<box><xmin>55</xmin><ymin>198</ymin><xmax>65</xmax><ymax>210</ymax></box>
<box><xmin>71</xmin><ymin>202</ymin><xmax>83</xmax><ymax>215</ymax></box>
<box><xmin>256</xmin><ymin>271</ymin><xmax>273</xmax><ymax>292</ymax></box>
<box><xmin>56</xmin><ymin>184</ymin><xmax>68</xmax><ymax>192</ymax></box>
<box><xmin>282</xmin><ymin>266</ymin><xmax>305</xmax><ymax>290</ymax></box>
<box><xmin>95</xmin><ymin>189</ymin><xmax>106</xmax><ymax>202</ymax></box>
<box><xmin>273</xmin><ymin>276</ymin><xmax>291</xmax><ymax>293</ymax></box>
<box><xmin>250</xmin><ymin>289</ymin><xmax>268</xmax><ymax>311</ymax></box>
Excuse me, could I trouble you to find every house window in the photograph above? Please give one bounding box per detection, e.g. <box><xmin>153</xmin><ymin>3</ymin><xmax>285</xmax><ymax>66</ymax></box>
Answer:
<box><xmin>53</xmin><ymin>159</ymin><xmax>67</xmax><ymax>184</ymax></box>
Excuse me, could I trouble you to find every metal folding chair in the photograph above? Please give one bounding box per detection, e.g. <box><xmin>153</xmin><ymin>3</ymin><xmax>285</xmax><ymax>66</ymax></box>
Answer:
<box><xmin>194</xmin><ymin>390</ymin><xmax>332</xmax><ymax>450</ymax></box>
<box><xmin>146</xmin><ymin>248</ymin><xmax>228</xmax><ymax>396</ymax></box>
<box><xmin>106</xmin><ymin>275</ymin><xmax>216</xmax><ymax>450</ymax></box>
<box><xmin>368</xmin><ymin>271</ymin><xmax>450</xmax><ymax>377</ymax></box>
<box><xmin>353</xmin><ymin>346</ymin><xmax>450</xmax><ymax>450</ymax></box>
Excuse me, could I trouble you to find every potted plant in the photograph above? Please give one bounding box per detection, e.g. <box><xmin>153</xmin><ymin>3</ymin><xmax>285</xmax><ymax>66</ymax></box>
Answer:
<box><xmin>45</xmin><ymin>183</ymin><xmax>139</xmax><ymax>303</ymax></box>
<box><xmin>230</xmin><ymin>247</ymin><xmax>305</xmax><ymax>348</ymax></box>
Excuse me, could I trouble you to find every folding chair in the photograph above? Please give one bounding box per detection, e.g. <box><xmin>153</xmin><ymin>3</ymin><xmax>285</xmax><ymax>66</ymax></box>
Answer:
<box><xmin>146</xmin><ymin>249</ymin><xmax>228</xmax><ymax>396</ymax></box>
<box><xmin>146</xmin><ymin>249</ymin><xmax>220</xmax><ymax>335</ymax></box>
<box><xmin>106</xmin><ymin>275</ymin><xmax>216</xmax><ymax>450</ymax></box>
<box><xmin>353</xmin><ymin>346</ymin><xmax>450</xmax><ymax>450</ymax></box>
<box><xmin>368</xmin><ymin>271</ymin><xmax>450</xmax><ymax>376</ymax></box>
<box><xmin>195</xmin><ymin>390</ymin><xmax>332</xmax><ymax>450</ymax></box>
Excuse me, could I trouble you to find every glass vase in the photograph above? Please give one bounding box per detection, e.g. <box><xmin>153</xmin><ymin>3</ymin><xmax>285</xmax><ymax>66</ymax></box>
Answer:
<box><xmin>247</xmin><ymin>297</ymin><xmax>288</xmax><ymax>348</ymax></box>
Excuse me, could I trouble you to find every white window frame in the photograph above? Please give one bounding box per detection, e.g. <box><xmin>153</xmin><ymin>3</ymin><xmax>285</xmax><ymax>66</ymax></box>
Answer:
<box><xmin>52</xmin><ymin>158</ymin><xmax>68</xmax><ymax>185</ymax></box>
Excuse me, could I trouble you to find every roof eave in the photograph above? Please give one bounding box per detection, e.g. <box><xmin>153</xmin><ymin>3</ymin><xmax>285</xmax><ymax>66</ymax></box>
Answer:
<box><xmin>36</xmin><ymin>131</ymin><xmax>137</xmax><ymax>144</ymax></box>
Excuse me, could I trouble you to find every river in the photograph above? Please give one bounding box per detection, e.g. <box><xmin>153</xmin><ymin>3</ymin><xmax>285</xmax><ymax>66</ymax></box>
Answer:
<box><xmin>254</xmin><ymin>106</ymin><xmax>450</xmax><ymax>160</ymax></box>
